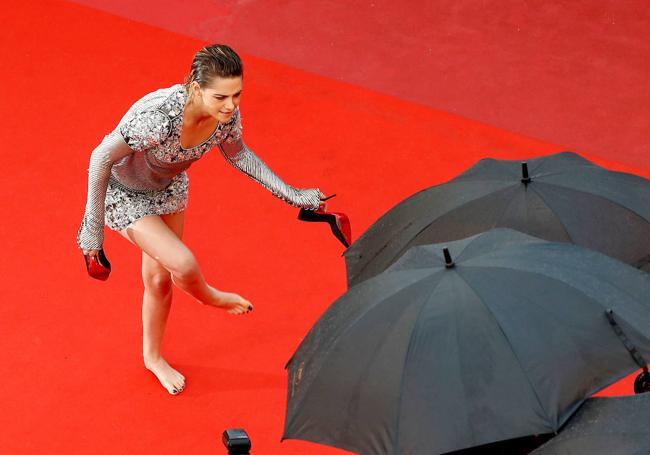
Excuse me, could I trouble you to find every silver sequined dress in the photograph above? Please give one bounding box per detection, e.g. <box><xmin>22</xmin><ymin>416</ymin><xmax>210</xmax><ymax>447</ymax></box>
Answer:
<box><xmin>77</xmin><ymin>84</ymin><xmax>322</xmax><ymax>251</ymax></box>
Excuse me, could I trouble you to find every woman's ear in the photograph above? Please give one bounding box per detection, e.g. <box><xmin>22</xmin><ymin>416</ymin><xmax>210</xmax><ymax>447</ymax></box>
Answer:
<box><xmin>189</xmin><ymin>81</ymin><xmax>201</xmax><ymax>99</ymax></box>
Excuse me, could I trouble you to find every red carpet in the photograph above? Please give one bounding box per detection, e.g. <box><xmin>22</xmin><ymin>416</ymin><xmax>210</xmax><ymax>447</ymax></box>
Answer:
<box><xmin>0</xmin><ymin>1</ymin><xmax>647</xmax><ymax>453</ymax></box>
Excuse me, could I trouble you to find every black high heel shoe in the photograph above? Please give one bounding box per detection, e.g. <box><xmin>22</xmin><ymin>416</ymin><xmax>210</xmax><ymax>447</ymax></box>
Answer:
<box><xmin>298</xmin><ymin>194</ymin><xmax>351</xmax><ymax>248</ymax></box>
<box><xmin>84</xmin><ymin>248</ymin><xmax>112</xmax><ymax>281</ymax></box>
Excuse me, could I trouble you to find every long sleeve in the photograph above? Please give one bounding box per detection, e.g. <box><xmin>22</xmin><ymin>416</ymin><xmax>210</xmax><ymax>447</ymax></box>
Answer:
<box><xmin>77</xmin><ymin>132</ymin><xmax>136</xmax><ymax>250</ymax></box>
<box><xmin>77</xmin><ymin>106</ymin><xmax>171</xmax><ymax>250</ymax></box>
<box><xmin>218</xmin><ymin>138</ymin><xmax>322</xmax><ymax>210</ymax></box>
<box><xmin>216</xmin><ymin>109</ymin><xmax>321</xmax><ymax>210</ymax></box>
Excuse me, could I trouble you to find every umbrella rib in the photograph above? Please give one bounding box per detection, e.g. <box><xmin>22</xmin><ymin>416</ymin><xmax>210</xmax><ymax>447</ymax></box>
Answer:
<box><xmin>529</xmin><ymin>165</ymin><xmax>595</xmax><ymax>181</ymax></box>
<box><xmin>452</xmin><ymin>229</ymin><xmax>514</xmax><ymax>263</ymax></box>
<box><xmin>517</xmin><ymin>183</ymin><xmax>574</xmax><ymax>243</ymax></box>
<box><xmin>454</xmin><ymin>267</ymin><xmax>555</xmax><ymax>427</ymax></box>
<box><xmin>392</xmin><ymin>277</ymin><xmax>447</xmax><ymax>454</ymax></box>
<box><xmin>536</xmin><ymin>178</ymin><xmax>650</xmax><ymax>224</ymax></box>
<box><xmin>499</xmin><ymin>244</ymin><xmax>650</xmax><ymax>307</ymax></box>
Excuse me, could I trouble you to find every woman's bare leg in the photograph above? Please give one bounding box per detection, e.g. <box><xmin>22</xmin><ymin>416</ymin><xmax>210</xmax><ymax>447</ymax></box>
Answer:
<box><xmin>119</xmin><ymin>212</ymin><xmax>252</xmax><ymax>395</ymax></box>
<box><xmin>139</xmin><ymin>212</ymin><xmax>185</xmax><ymax>395</ymax></box>
<box><xmin>119</xmin><ymin>214</ymin><xmax>253</xmax><ymax>314</ymax></box>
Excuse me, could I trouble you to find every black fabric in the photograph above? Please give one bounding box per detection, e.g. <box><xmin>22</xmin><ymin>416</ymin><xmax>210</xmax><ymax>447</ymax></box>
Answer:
<box><xmin>531</xmin><ymin>394</ymin><xmax>650</xmax><ymax>454</ymax></box>
<box><xmin>606</xmin><ymin>310</ymin><xmax>649</xmax><ymax>369</ymax></box>
<box><xmin>284</xmin><ymin>229</ymin><xmax>650</xmax><ymax>455</ymax></box>
<box><xmin>345</xmin><ymin>151</ymin><xmax>650</xmax><ymax>287</ymax></box>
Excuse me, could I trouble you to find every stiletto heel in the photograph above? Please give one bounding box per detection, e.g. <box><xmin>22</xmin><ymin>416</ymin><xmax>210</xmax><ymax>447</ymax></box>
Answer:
<box><xmin>298</xmin><ymin>195</ymin><xmax>351</xmax><ymax>248</ymax></box>
<box><xmin>84</xmin><ymin>248</ymin><xmax>112</xmax><ymax>280</ymax></box>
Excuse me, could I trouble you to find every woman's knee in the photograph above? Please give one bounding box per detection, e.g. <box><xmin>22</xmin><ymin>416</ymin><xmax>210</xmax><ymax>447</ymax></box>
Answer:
<box><xmin>167</xmin><ymin>251</ymin><xmax>201</xmax><ymax>283</ymax></box>
<box><xmin>143</xmin><ymin>270</ymin><xmax>173</xmax><ymax>295</ymax></box>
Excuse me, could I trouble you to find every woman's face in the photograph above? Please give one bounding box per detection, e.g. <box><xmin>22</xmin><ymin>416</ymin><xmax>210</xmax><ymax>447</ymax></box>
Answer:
<box><xmin>195</xmin><ymin>76</ymin><xmax>243</xmax><ymax>123</ymax></box>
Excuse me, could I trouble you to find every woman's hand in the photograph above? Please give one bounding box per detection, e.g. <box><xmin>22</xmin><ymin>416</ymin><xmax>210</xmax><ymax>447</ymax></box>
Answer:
<box><xmin>82</xmin><ymin>249</ymin><xmax>100</xmax><ymax>259</ymax></box>
<box><xmin>317</xmin><ymin>190</ymin><xmax>328</xmax><ymax>211</ymax></box>
<box><xmin>293</xmin><ymin>188</ymin><xmax>325</xmax><ymax>210</ymax></box>
<box><xmin>319</xmin><ymin>192</ymin><xmax>337</xmax><ymax>211</ymax></box>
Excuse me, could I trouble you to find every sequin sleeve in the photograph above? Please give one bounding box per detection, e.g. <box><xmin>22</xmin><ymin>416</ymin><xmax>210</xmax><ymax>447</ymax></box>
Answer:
<box><xmin>218</xmin><ymin>137</ymin><xmax>322</xmax><ymax>210</ymax></box>
<box><xmin>77</xmin><ymin>132</ymin><xmax>136</xmax><ymax>250</ymax></box>
<box><xmin>217</xmin><ymin>111</ymin><xmax>321</xmax><ymax>209</ymax></box>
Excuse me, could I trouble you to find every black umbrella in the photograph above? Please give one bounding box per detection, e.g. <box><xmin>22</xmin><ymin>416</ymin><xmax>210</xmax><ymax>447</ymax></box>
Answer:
<box><xmin>345</xmin><ymin>151</ymin><xmax>650</xmax><ymax>287</ymax></box>
<box><xmin>531</xmin><ymin>394</ymin><xmax>650</xmax><ymax>454</ymax></box>
<box><xmin>284</xmin><ymin>229</ymin><xmax>650</xmax><ymax>455</ymax></box>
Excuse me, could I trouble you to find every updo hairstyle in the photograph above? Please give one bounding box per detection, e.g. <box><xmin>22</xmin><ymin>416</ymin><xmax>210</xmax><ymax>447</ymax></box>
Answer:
<box><xmin>185</xmin><ymin>44</ymin><xmax>243</xmax><ymax>94</ymax></box>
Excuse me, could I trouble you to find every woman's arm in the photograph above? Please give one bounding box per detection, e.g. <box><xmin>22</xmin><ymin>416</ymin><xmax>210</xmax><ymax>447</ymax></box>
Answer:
<box><xmin>78</xmin><ymin>107</ymin><xmax>171</xmax><ymax>252</ymax></box>
<box><xmin>218</xmin><ymin>138</ymin><xmax>322</xmax><ymax>210</ymax></box>
<box><xmin>77</xmin><ymin>132</ymin><xmax>135</xmax><ymax>251</ymax></box>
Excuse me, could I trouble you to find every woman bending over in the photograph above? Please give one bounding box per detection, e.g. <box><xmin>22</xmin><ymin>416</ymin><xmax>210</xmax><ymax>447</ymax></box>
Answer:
<box><xmin>77</xmin><ymin>44</ymin><xmax>323</xmax><ymax>395</ymax></box>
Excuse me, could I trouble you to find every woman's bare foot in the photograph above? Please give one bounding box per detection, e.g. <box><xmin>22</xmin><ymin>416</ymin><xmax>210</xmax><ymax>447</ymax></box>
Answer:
<box><xmin>209</xmin><ymin>287</ymin><xmax>253</xmax><ymax>315</ymax></box>
<box><xmin>144</xmin><ymin>354</ymin><xmax>186</xmax><ymax>395</ymax></box>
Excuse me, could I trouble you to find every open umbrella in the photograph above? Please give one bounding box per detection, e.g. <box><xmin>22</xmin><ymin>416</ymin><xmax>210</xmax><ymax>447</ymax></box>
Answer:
<box><xmin>531</xmin><ymin>394</ymin><xmax>650</xmax><ymax>454</ymax></box>
<box><xmin>284</xmin><ymin>229</ymin><xmax>650</xmax><ymax>455</ymax></box>
<box><xmin>344</xmin><ymin>151</ymin><xmax>650</xmax><ymax>287</ymax></box>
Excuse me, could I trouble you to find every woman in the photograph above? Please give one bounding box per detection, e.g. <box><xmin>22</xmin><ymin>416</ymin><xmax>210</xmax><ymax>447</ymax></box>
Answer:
<box><xmin>77</xmin><ymin>44</ymin><xmax>324</xmax><ymax>395</ymax></box>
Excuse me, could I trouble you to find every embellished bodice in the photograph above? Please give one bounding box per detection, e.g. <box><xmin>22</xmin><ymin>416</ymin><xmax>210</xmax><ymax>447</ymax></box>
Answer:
<box><xmin>111</xmin><ymin>84</ymin><xmax>242</xmax><ymax>191</ymax></box>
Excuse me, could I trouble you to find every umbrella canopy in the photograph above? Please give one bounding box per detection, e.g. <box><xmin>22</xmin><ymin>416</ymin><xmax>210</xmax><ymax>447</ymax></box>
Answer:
<box><xmin>345</xmin><ymin>151</ymin><xmax>650</xmax><ymax>287</ymax></box>
<box><xmin>531</xmin><ymin>394</ymin><xmax>650</xmax><ymax>455</ymax></box>
<box><xmin>284</xmin><ymin>229</ymin><xmax>650</xmax><ymax>455</ymax></box>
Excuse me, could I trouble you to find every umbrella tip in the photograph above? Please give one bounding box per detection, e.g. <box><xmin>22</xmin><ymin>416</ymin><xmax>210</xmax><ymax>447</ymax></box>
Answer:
<box><xmin>521</xmin><ymin>162</ymin><xmax>531</xmax><ymax>184</ymax></box>
<box><xmin>443</xmin><ymin>248</ymin><xmax>455</xmax><ymax>268</ymax></box>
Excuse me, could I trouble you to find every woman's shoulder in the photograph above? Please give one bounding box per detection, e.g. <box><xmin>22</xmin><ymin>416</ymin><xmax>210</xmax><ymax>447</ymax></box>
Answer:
<box><xmin>127</xmin><ymin>84</ymin><xmax>186</xmax><ymax>119</ymax></box>
<box><xmin>117</xmin><ymin>85</ymin><xmax>186</xmax><ymax>151</ymax></box>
